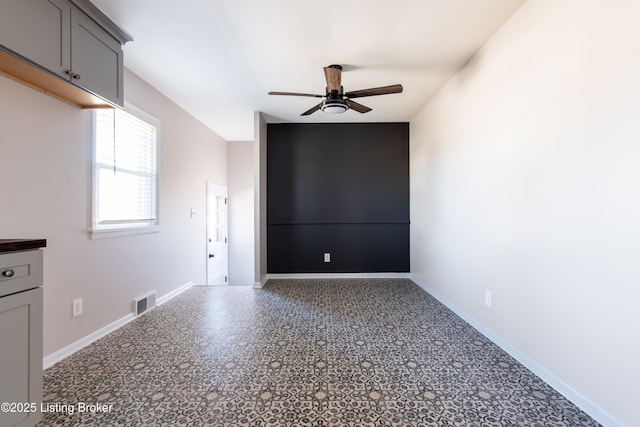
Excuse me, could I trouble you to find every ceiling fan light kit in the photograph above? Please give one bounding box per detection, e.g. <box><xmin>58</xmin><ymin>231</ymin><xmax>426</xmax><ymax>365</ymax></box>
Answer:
<box><xmin>321</xmin><ymin>99</ymin><xmax>349</xmax><ymax>114</ymax></box>
<box><xmin>269</xmin><ymin>64</ymin><xmax>402</xmax><ymax>116</ymax></box>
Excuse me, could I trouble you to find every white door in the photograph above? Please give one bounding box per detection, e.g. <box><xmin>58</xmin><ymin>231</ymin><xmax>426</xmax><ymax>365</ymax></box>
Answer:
<box><xmin>206</xmin><ymin>183</ymin><xmax>228</xmax><ymax>285</ymax></box>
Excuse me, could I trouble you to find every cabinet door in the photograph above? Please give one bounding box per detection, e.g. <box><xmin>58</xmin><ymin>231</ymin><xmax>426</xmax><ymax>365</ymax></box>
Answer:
<box><xmin>0</xmin><ymin>0</ymin><xmax>70</xmax><ymax>79</ymax></box>
<box><xmin>70</xmin><ymin>6</ymin><xmax>124</xmax><ymax>106</ymax></box>
<box><xmin>0</xmin><ymin>288</ymin><xmax>43</xmax><ymax>427</ymax></box>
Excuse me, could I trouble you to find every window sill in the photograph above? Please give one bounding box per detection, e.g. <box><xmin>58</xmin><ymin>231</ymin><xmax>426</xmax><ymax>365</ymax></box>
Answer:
<box><xmin>89</xmin><ymin>226</ymin><xmax>160</xmax><ymax>240</ymax></box>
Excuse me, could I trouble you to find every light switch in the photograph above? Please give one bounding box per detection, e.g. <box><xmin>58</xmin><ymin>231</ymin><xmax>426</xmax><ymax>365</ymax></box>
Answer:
<box><xmin>73</xmin><ymin>298</ymin><xmax>83</xmax><ymax>317</ymax></box>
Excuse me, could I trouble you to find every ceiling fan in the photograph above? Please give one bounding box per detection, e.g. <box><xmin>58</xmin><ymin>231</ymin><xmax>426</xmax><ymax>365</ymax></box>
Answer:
<box><xmin>268</xmin><ymin>64</ymin><xmax>403</xmax><ymax>116</ymax></box>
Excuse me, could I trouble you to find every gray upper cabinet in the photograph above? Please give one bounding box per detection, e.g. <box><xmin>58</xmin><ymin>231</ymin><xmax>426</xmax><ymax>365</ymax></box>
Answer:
<box><xmin>0</xmin><ymin>0</ymin><xmax>132</xmax><ymax>108</ymax></box>
<box><xmin>0</xmin><ymin>0</ymin><xmax>70</xmax><ymax>76</ymax></box>
<box><xmin>70</xmin><ymin>5</ymin><xmax>124</xmax><ymax>106</ymax></box>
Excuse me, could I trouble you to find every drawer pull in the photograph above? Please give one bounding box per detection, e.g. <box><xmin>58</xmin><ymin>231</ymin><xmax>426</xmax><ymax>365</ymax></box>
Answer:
<box><xmin>2</xmin><ymin>269</ymin><xmax>15</xmax><ymax>278</ymax></box>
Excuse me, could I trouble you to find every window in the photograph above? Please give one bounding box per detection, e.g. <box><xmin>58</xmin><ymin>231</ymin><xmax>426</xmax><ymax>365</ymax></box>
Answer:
<box><xmin>91</xmin><ymin>103</ymin><xmax>160</xmax><ymax>239</ymax></box>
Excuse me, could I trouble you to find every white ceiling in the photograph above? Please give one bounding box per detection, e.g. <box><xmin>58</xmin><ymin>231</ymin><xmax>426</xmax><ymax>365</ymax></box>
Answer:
<box><xmin>91</xmin><ymin>0</ymin><xmax>526</xmax><ymax>141</ymax></box>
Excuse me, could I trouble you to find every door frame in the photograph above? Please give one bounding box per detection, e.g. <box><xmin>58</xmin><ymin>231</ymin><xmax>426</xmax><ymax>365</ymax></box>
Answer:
<box><xmin>206</xmin><ymin>182</ymin><xmax>228</xmax><ymax>285</ymax></box>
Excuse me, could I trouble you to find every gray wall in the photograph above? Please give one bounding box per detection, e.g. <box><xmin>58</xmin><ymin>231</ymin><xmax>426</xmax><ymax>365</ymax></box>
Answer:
<box><xmin>227</xmin><ymin>141</ymin><xmax>255</xmax><ymax>285</ymax></box>
<box><xmin>410</xmin><ymin>0</ymin><xmax>640</xmax><ymax>425</ymax></box>
<box><xmin>254</xmin><ymin>112</ymin><xmax>268</xmax><ymax>286</ymax></box>
<box><xmin>0</xmin><ymin>69</ymin><xmax>227</xmax><ymax>358</ymax></box>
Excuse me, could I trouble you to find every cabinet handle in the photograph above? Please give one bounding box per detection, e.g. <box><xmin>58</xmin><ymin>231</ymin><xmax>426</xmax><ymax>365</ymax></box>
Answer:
<box><xmin>64</xmin><ymin>70</ymin><xmax>80</xmax><ymax>80</ymax></box>
<box><xmin>2</xmin><ymin>269</ymin><xmax>15</xmax><ymax>278</ymax></box>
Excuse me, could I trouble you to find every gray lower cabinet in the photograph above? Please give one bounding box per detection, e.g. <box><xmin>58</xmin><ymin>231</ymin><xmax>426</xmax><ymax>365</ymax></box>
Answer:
<box><xmin>0</xmin><ymin>246</ymin><xmax>45</xmax><ymax>427</ymax></box>
<box><xmin>0</xmin><ymin>0</ymin><xmax>130</xmax><ymax>107</ymax></box>
<box><xmin>0</xmin><ymin>288</ymin><xmax>43</xmax><ymax>427</ymax></box>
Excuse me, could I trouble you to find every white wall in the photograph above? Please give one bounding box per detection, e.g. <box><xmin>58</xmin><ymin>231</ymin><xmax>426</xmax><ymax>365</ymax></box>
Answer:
<box><xmin>227</xmin><ymin>141</ymin><xmax>254</xmax><ymax>285</ymax></box>
<box><xmin>0</xmin><ymin>69</ymin><xmax>227</xmax><ymax>358</ymax></box>
<box><xmin>410</xmin><ymin>1</ymin><xmax>640</xmax><ymax>426</ymax></box>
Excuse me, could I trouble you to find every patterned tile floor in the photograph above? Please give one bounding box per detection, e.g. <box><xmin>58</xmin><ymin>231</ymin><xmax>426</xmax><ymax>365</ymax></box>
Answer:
<box><xmin>38</xmin><ymin>279</ymin><xmax>600</xmax><ymax>426</ymax></box>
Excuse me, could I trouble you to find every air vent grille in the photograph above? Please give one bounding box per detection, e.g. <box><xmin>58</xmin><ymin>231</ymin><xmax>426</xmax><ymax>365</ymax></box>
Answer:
<box><xmin>134</xmin><ymin>291</ymin><xmax>157</xmax><ymax>316</ymax></box>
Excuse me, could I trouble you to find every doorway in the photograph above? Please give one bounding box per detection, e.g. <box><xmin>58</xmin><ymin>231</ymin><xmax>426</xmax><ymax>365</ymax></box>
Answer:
<box><xmin>206</xmin><ymin>182</ymin><xmax>228</xmax><ymax>285</ymax></box>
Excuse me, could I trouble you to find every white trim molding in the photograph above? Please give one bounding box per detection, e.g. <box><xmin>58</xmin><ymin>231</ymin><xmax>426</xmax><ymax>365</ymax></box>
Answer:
<box><xmin>43</xmin><ymin>312</ymin><xmax>134</xmax><ymax>369</ymax></box>
<box><xmin>43</xmin><ymin>281</ymin><xmax>195</xmax><ymax>369</ymax></box>
<box><xmin>157</xmin><ymin>281</ymin><xmax>194</xmax><ymax>306</ymax></box>
<box><xmin>89</xmin><ymin>225</ymin><xmax>160</xmax><ymax>240</ymax></box>
<box><xmin>410</xmin><ymin>275</ymin><xmax>624</xmax><ymax>427</ymax></box>
<box><xmin>255</xmin><ymin>273</ymin><xmax>411</xmax><ymax>288</ymax></box>
<box><xmin>267</xmin><ymin>272</ymin><xmax>411</xmax><ymax>281</ymax></box>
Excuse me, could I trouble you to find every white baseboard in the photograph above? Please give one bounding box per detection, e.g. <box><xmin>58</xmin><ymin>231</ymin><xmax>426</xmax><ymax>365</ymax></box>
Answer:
<box><xmin>43</xmin><ymin>312</ymin><xmax>134</xmax><ymax>369</ymax></box>
<box><xmin>410</xmin><ymin>275</ymin><xmax>623</xmax><ymax>427</ymax></box>
<box><xmin>253</xmin><ymin>273</ymin><xmax>411</xmax><ymax>287</ymax></box>
<box><xmin>267</xmin><ymin>272</ymin><xmax>411</xmax><ymax>280</ymax></box>
<box><xmin>157</xmin><ymin>281</ymin><xmax>194</xmax><ymax>306</ymax></box>
<box><xmin>43</xmin><ymin>281</ymin><xmax>195</xmax><ymax>369</ymax></box>
<box><xmin>253</xmin><ymin>275</ymin><xmax>269</xmax><ymax>288</ymax></box>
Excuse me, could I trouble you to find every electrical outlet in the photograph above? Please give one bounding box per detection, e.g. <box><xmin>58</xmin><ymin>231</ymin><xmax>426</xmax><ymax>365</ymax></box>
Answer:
<box><xmin>324</xmin><ymin>252</ymin><xmax>331</xmax><ymax>263</ymax></box>
<box><xmin>485</xmin><ymin>290</ymin><xmax>493</xmax><ymax>308</ymax></box>
<box><xmin>73</xmin><ymin>297</ymin><xmax>83</xmax><ymax>317</ymax></box>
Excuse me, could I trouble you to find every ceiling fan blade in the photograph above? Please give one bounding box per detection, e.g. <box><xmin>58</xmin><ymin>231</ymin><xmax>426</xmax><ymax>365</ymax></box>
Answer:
<box><xmin>301</xmin><ymin>103</ymin><xmax>322</xmax><ymax>116</ymax></box>
<box><xmin>269</xmin><ymin>91</ymin><xmax>324</xmax><ymax>98</ymax></box>
<box><xmin>323</xmin><ymin>65</ymin><xmax>342</xmax><ymax>93</ymax></box>
<box><xmin>345</xmin><ymin>84</ymin><xmax>403</xmax><ymax>99</ymax></box>
<box><xmin>347</xmin><ymin>100</ymin><xmax>372</xmax><ymax>114</ymax></box>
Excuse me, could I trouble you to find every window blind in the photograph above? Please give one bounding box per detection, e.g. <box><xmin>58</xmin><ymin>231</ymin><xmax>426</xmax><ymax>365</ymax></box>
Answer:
<box><xmin>94</xmin><ymin>107</ymin><xmax>159</xmax><ymax>227</ymax></box>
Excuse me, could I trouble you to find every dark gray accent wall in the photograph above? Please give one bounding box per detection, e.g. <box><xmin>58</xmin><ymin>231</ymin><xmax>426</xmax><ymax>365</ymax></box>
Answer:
<box><xmin>267</xmin><ymin>122</ymin><xmax>409</xmax><ymax>273</ymax></box>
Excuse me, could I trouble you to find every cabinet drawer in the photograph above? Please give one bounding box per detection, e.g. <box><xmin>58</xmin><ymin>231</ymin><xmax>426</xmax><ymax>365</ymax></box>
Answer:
<box><xmin>0</xmin><ymin>250</ymin><xmax>43</xmax><ymax>297</ymax></box>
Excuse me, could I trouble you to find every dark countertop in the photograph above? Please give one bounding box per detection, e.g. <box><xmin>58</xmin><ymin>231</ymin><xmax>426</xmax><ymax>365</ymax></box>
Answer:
<box><xmin>0</xmin><ymin>239</ymin><xmax>47</xmax><ymax>253</ymax></box>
